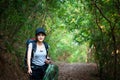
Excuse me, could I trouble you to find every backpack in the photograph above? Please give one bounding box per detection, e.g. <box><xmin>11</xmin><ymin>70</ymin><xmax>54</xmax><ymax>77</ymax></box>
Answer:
<box><xmin>24</xmin><ymin>38</ymin><xmax>49</xmax><ymax>68</ymax></box>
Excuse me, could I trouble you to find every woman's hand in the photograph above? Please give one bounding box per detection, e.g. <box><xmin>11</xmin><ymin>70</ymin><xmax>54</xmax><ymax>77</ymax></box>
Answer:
<box><xmin>45</xmin><ymin>59</ymin><xmax>51</xmax><ymax>64</ymax></box>
<box><xmin>28</xmin><ymin>68</ymin><xmax>32</xmax><ymax>75</ymax></box>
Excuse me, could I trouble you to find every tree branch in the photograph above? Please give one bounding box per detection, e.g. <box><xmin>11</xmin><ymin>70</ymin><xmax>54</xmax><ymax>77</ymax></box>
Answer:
<box><xmin>93</xmin><ymin>1</ymin><xmax>111</xmax><ymax>24</ymax></box>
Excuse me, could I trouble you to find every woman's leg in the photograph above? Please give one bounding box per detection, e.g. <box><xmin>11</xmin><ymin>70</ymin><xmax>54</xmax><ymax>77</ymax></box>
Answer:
<box><xmin>29</xmin><ymin>75</ymin><xmax>33</xmax><ymax>80</ymax></box>
<box><xmin>30</xmin><ymin>64</ymin><xmax>48</xmax><ymax>80</ymax></box>
<box><xmin>30</xmin><ymin>68</ymin><xmax>44</xmax><ymax>80</ymax></box>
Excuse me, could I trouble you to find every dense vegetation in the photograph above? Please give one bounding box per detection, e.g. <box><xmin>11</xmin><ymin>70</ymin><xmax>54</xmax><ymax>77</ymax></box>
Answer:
<box><xmin>0</xmin><ymin>0</ymin><xmax>120</xmax><ymax>80</ymax></box>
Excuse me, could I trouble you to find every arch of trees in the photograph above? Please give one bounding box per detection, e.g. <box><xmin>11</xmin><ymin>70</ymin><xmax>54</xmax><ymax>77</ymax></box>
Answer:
<box><xmin>0</xmin><ymin>0</ymin><xmax>120</xmax><ymax>80</ymax></box>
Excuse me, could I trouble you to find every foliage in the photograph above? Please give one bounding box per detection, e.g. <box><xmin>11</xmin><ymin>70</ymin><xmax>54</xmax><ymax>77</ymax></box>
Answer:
<box><xmin>85</xmin><ymin>0</ymin><xmax>120</xmax><ymax>80</ymax></box>
<box><xmin>0</xmin><ymin>0</ymin><xmax>120</xmax><ymax>80</ymax></box>
<box><xmin>9</xmin><ymin>0</ymin><xmax>89</xmax><ymax>63</ymax></box>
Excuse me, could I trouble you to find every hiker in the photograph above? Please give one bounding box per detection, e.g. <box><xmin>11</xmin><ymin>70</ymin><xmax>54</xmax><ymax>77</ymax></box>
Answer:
<box><xmin>27</xmin><ymin>28</ymin><xmax>51</xmax><ymax>80</ymax></box>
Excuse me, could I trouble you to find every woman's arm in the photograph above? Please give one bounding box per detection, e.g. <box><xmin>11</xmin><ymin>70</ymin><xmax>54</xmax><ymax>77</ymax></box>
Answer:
<box><xmin>45</xmin><ymin>45</ymin><xmax>51</xmax><ymax>64</ymax></box>
<box><xmin>27</xmin><ymin>43</ymin><xmax>32</xmax><ymax>75</ymax></box>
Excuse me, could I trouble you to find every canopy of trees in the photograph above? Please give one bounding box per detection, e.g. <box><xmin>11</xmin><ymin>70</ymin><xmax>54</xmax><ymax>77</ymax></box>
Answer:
<box><xmin>0</xmin><ymin>0</ymin><xmax>120</xmax><ymax>80</ymax></box>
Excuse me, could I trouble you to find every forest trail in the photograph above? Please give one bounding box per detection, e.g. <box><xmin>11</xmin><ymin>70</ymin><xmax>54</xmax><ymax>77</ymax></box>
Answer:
<box><xmin>0</xmin><ymin>51</ymin><xmax>100</xmax><ymax>80</ymax></box>
<box><xmin>57</xmin><ymin>63</ymin><xmax>100</xmax><ymax>80</ymax></box>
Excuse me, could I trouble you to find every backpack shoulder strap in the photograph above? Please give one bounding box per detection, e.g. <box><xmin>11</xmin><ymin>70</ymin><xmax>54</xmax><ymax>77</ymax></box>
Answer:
<box><xmin>43</xmin><ymin>42</ymin><xmax>49</xmax><ymax>56</ymax></box>
<box><xmin>26</xmin><ymin>39</ymin><xmax>37</xmax><ymax>57</ymax></box>
<box><xmin>31</xmin><ymin>41</ymin><xmax>36</xmax><ymax>57</ymax></box>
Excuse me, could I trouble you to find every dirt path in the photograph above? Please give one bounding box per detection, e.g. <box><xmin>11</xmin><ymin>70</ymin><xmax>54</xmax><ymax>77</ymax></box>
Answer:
<box><xmin>0</xmin><ymin>51</ymin><xmax>100</xmax><ymax>80</ymax></box>
<box><xmin>57</xmin><ymin>63</ymin><xmax>100</xmax><ymax>80</ymax></box>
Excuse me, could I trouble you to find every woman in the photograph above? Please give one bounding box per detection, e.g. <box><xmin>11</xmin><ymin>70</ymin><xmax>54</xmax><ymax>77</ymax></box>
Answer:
<box><xmin>27</xmin><ymin>28</ymin><xmax>51</xmax><ymax>80</ymax></box>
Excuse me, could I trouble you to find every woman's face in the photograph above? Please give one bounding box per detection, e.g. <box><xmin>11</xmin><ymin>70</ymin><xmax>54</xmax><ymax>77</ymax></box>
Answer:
<box><xmin>36</xmin><ymin>33</ymin><xmax>45</xmax><ymax>42</ymax></box>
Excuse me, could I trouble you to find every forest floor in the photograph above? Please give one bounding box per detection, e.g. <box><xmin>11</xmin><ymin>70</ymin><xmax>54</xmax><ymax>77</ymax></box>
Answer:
<box><xmin>0</xmin><ymin>52</ymin><xmax>100</xmax><ymax>80</ymax></box>
<box><xmin>57</xmin><ymin>62</ymin><xmax>100</xmax><ymax>80</ymax></box>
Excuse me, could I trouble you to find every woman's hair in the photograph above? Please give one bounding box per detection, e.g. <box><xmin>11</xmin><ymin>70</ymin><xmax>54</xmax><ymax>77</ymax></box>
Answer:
<box><xmin>35</xmin><ymin>35</ymin><xmax>38</xmax><ymax>41</ymax></box>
